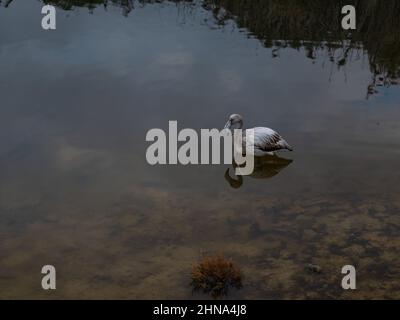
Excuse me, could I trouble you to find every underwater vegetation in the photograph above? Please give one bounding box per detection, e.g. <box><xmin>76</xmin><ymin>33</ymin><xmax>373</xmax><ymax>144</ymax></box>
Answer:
<box><xmin>191</xmin><ymin>254</ymin><xmax>243</xmax><ymax>299</ymax></box>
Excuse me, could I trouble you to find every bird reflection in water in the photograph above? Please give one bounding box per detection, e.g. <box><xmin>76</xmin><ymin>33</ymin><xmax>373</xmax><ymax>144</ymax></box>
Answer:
<box><xmin>224</xmin><ymin>154</ymin><xmax>293</xmax><ymax>189</ymax></box>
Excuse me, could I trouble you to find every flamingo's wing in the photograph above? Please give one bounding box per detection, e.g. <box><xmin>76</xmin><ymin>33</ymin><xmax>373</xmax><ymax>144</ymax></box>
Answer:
<box><xmin>248</xmin><ymin>127</ymin><xmax>291</xmax><ymax>152</ymax></box>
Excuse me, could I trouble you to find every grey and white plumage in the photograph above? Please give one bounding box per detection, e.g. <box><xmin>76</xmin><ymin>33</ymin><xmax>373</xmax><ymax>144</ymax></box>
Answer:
<box><xmin>224</xmin><ymin>114</ymin><xmax>293</xmax><ymax>156</ymax></box>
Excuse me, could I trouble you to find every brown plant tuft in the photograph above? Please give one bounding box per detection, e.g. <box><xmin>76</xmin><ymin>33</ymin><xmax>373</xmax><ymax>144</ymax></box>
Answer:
<box><xmin>191</xmin><ymin>254</ymin><xmax>243</xmax><ymax>299</ymax></box>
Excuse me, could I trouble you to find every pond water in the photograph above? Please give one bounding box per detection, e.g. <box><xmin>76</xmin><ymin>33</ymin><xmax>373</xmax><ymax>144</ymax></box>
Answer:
<box><xmin>0</xmin><ymin>0</ymin><xmax>400</xmax><ymax>299</ymax></box>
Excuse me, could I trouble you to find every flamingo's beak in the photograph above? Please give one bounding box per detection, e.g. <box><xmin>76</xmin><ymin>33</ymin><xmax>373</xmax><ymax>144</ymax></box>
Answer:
<box><xmin>224</xmin><ymin>120</ymin><xmax>232</xmax><ymax>129</ymax></box>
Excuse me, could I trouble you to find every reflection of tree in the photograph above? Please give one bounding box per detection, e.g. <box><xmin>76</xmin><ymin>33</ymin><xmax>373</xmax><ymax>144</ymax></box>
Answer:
<box><xmin>204</xmin><ymin>0</ymin><xmax>400</xmax><ymax>98</ymax></box>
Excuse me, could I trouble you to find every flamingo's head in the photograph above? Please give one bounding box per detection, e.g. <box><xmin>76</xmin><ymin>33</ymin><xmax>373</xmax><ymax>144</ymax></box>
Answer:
<box><xmin>224</xmin><ymin>114</ymin><xmax>243</xmax><ymax>129</ymax></box>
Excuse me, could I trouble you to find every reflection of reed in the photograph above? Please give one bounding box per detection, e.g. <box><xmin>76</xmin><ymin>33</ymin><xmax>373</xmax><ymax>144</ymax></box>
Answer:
<box><xmin>225</xmin><ymin>154</ymin><xmax>293</xmax><ymax>189</ymax></box>
<box><xmin>36</xmin><ymin>0</ymin><xmax>193</xmax><ymax>15</ymax></box>
<box><xmin>39</xmin><ymin>0</ymin><xmax>135</xmax><ymax>15</ymax></box>
<box><xmin>1</xmin><ymin>0</ymin><xmax>14</xmax><ymax>7</ymax></box>
<box><xmin>205</xmin><ymin>0</ymin><xmax>400</xmax><ymax>97</ymax></box>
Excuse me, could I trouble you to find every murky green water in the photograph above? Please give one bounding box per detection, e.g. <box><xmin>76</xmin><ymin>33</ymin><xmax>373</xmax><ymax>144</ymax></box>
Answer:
<box><xmin>1</xmin><ymin>0</ymin><xmax>400</xmax><ymax>299</ymax></box>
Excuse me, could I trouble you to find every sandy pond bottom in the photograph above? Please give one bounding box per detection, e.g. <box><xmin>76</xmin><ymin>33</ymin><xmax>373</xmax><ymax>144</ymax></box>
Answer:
<box><xmin>1</xmin><ymin>184</ymin><xmax>400</xmax><ymax>299</ymax></box>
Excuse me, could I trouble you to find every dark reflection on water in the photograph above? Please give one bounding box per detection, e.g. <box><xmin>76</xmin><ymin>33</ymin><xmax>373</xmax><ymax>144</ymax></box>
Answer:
<box><xmin>0</xmin><ymin>0</ymin><xmax>400</xmax><ymax>299</ymax></box>
<box><xmin>225</xmin><ymin>155</ymin><xmax>293</xmax><ymax>189</ymax></box>
<box><xmin>205</xmin><ymin>0</ymin><xmax>400</xmax><ymax>98</ymax></box>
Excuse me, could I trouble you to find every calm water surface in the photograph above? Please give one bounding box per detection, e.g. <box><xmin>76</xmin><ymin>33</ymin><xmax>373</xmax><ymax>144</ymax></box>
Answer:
<box><xmin>0</xmin><ymin>0</ymin><xmax>400</xmax><ymax>299</ymax></box>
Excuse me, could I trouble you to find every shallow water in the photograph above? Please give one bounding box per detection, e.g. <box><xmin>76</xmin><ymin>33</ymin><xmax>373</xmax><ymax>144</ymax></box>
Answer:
<box><xmin>0</xmin><ymin>0</ymin><xmax>400</xmax><ymax>299</ymax></box>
